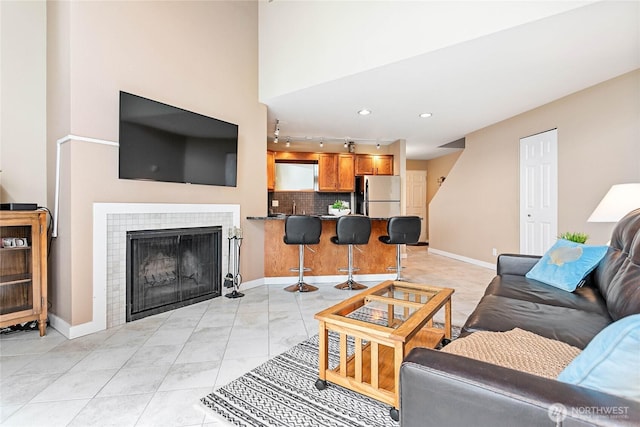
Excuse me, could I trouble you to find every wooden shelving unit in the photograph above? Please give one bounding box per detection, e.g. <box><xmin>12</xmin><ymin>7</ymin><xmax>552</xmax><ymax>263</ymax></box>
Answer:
<box><xmin>0</xmin><ymin>210</ymin><xmax>48</xmax><ymax>336</ymax></box>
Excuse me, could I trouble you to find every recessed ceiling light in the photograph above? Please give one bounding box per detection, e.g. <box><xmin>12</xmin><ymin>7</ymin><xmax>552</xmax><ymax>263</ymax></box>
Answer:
<box><xmin>419</xmin><ymin>112</ymin><xmax>433</xmax><ymax>118</ymax></box>
<box><xmin>357</xmin><ymin>109</ymin><xmax>372</xmax><ymax>116</ymax></box>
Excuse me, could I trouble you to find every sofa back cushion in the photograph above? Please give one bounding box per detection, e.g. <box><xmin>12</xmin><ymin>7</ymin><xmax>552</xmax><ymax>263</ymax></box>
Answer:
<box><xmin>595</xmin><ymin>208</ymin><xmax>640</xmax><ymax>321</ymax></box>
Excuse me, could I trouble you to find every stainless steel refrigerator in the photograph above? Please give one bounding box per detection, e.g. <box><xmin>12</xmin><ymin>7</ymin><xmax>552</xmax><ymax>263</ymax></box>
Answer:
<box><xmin>363</xmin><ymin>175</ymin><xmax>401</xmax><ymax>217</ymax></box>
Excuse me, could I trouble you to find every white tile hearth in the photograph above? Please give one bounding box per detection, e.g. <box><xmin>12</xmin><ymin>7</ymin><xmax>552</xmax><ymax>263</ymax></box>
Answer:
<box><xmin>0</xmin><ymin>247</ymin><xmax>494</xmax><ymax>426</ymax></box>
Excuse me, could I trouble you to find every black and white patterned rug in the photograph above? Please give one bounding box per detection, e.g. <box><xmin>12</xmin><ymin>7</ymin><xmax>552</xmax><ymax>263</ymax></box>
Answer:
<box><xmin>200</xmin><ymin>322</ymin><xmax>461</xmax><ymax>427</ymax></box>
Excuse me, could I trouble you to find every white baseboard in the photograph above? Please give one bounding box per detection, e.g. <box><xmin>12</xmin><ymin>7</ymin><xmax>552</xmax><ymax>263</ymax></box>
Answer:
<box><xmin>428</xmin><ymin>248</ymin><xmax>495</xmax><ymax>270</ymax></box>
<box><xmin>48</xmin><ymin>313</ymin><xmax>103</xmax><ymax>339</ymax></box>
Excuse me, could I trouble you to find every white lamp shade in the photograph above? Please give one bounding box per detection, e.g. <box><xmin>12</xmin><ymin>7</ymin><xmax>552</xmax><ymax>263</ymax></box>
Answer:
<box><xmin>588</xmin><ymin>183</ymin><xmax>640</xmax><ymax>222</ymax></box>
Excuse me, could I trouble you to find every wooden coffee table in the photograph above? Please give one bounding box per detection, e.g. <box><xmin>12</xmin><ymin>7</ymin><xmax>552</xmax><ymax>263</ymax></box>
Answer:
<box><xmin>314</xmin><ymin>280</ymin><xmax>454</xmax><ymax>420</ymax></box>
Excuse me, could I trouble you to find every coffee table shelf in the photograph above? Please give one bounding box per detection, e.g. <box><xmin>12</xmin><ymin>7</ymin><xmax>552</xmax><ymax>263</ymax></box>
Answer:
<box><xmin>315</xmin><ymin>280</ymin><xmax>454</xmax><ymax>419</ymax></box>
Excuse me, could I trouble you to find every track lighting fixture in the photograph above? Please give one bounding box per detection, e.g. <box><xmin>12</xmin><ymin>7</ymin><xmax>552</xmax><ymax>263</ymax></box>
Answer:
<box><xmin>376</xmin><ymin>143</ymin><xmax>380</xmax><ymax>150</ymax></box>
<box><xmin>285</xmin><ymin>137</ymin><xmax>290</xmax><ymax>148</ymax></box>
<box><xmin>319</xmin><ymin>139</ymin><xmax>324</xmax><ymax>148</ymax></box>
<box><xmin>273</xmin><ymin>119</ymin><xmax>280</xmax><ymax>144</ymax></box>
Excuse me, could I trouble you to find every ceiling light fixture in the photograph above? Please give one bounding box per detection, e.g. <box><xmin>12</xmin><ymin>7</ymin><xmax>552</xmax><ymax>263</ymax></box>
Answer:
<box><xmin>285</xmin><ymin>137</ymin><xmax>290</xmax><ymax>148</ymax></box>
<box><xmin>344</xmin><ymin>140</ymin><xmax>348</xmax><ymax>148</ymax></box>
<box><xmin>376</xmin><ymin>143</ymin><xmax>380</xmax><ymax>150</ymax></box>
<box><xmin>357</xmin><ymin>109</ymin><xmax>372</xmax><ymax>116</ymax></box>
<box><xmin>319</xmin><ymin>138</ymin><xmax>324</xmax><ymax>148</ymax></box>
<box><xmin>419</xmin><ymin>112</ymin><xmax>433</xmax><ymax>118</ymax></box>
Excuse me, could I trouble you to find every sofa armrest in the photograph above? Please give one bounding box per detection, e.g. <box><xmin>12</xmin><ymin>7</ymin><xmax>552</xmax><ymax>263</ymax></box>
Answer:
<box><xmin>400</xmin><ymin>347</ymin><xmax>640</xmax><ymax>427</ymax></box>
<box><xmin>496</xmin><ymin>253</ymin><xmax>541</xmax><ymax>276</ymax></box>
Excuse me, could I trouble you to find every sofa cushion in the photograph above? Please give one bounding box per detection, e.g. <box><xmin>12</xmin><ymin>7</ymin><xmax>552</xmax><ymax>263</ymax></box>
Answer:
<box><xmin>595</xmin><ymin>208</ymin><xmax>640</xmax><ymax>321</ymax></box>
<box><xmin>484</xmin><ymin>274</ymin><xmax>609</xmax><ymax>316</ymax></box>
<box><xmin>442</xmin><ymin>328</ymin><xmax>581</xmax><ymax>379</ymax></box>
<box><xmin>525</xmin><ymin>239</ymin><xmax>608</xmax><ymax>292</ymax></box>
<box><xmin>558</xmin><ymin>314</ymin><xmax>640</xmax><ymax>401</ymax></box>
<box><xmin>461</xmin><ymin>295</ymin><xmax>612</xmax><ymax>349</ymax></box>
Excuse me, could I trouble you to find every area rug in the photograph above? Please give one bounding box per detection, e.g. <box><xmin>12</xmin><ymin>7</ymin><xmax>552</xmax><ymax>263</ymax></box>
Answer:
<box><xmin>200</xmin><ymin>323</ymin><xmax>460</xmax><ymax>427</ymax></box>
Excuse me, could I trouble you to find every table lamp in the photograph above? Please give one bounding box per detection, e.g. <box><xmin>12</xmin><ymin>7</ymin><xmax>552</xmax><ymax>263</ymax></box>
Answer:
<box><xmin>588</xmin><ymin>183</ymin><xmax>640</xmax><ymax>222</ymax></box>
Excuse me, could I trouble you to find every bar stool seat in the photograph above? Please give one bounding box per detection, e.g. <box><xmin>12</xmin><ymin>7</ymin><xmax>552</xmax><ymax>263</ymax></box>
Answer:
<box><xmin>378</xmin><ymin>216</ymin><xmax>421</xmax><ymax>281</ymax></box>
<box><xmin>330</xmin><ymin>215</ymin><xmax>371</xmax><ymax>290</ymax></box>
<box><xmin>283</xmin><ymin>215</ymin><xmax>322</xmax><ymax>292</ymax></box>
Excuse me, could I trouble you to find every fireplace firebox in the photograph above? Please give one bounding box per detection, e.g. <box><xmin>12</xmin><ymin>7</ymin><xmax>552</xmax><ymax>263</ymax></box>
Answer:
<box><xmin>126</xmin><ymin>226</ymin><xmax>221</xmax><ymax>322</ymax></box>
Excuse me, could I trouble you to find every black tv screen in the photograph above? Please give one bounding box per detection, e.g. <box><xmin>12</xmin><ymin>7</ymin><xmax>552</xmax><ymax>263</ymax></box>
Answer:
<box><xmin>119</xmin><ymin>91</ymin><xmax>238</xmax><ymax>187</ymax></box>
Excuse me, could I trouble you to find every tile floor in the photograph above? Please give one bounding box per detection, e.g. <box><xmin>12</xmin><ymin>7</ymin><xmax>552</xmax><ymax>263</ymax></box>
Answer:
<box><xmin>0</xmin><ymin>247</ymin><xmax>495</xmax><ymax>426</ymax></box>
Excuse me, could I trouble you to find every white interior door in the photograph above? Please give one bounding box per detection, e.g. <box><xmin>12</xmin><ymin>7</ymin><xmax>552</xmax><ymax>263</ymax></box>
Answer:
<box><xmin>405</xmin><ymin>170</ymin><xmax>428</xmax><ymax>242</ymax></box>
<box><xmin>520</xmin><ymin>129</ymin><xmax>558</xmax><ymax>255</ymax></box>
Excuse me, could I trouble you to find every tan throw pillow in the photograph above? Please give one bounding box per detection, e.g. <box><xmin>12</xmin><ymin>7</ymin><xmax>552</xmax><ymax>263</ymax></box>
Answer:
<box><xmin>441</xmin><ymin>328</ymin><xmax>581</xmax><ymax>379</ymax></box>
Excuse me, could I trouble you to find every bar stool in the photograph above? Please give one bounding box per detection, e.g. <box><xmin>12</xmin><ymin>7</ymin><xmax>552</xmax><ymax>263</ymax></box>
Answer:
<box><xmin>378</xmin><ymin>216</ymin><xmax>421</xmax><ymax>281</ymax></box>
<box><xmin>283</xmin><ymin>215</ymin><xmax>322</xmax><ymax>292</ymax></box>
<box><xmin>330</xmin><ymin>215</ymin><xmax>371</xmax><ymax>290</ymax></box>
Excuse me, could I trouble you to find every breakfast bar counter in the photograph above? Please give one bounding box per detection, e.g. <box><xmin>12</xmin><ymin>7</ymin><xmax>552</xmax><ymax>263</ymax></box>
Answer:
<box><xmin>247</xmin><ymin>216</ymin><xmax>396</xmax><ymax>278</ymax></box>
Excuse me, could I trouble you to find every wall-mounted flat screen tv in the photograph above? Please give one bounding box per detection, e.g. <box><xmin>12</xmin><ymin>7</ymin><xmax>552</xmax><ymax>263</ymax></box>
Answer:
<box><xmin>119</xmin><ymin>91</ymin><xmax>238</xmax><ymax>187</ymax></box>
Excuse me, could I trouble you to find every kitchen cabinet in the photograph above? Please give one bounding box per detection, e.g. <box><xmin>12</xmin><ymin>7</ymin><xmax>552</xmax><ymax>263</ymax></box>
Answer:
<box><xmin>267</xmin><ymin>150</ymin><xmax>275</xmax><ymax>191</ymax></box>
<box><xmin>274</xmin><ymin>152</ymin><xmax>319</xmax><ymax>162</ymax></box>
<box><xmin>0</xmin><ymin>210</ymin><xmax>48</xmax><ymax>336</ymax></box>
<box><xmin>355</xmin><ymin>154</ymin><xmax>393</xmax><ymax>176</ymax></box>
<box><xmin>318</xmin><ymin>153</ymin><xmax>355</xmax><ymax>192</ymax></box>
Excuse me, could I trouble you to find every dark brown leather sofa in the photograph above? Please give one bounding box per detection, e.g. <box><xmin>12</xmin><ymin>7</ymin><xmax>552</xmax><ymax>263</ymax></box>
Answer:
<box><xmin>400</xmin><ymin>209</ymin><xmax>640</xmax><ymax>426</ymax></box>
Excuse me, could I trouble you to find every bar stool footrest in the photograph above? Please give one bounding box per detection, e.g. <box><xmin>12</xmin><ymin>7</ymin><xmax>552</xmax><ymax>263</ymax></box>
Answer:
<box><xmin>289</xmin><ymin>267</ymin><xmax>312</xmax><ymax>273</ymax></box>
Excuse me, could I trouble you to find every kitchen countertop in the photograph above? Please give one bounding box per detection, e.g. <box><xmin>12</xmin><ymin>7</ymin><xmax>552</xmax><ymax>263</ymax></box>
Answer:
<box><xmin>247</xmin><ymin>215</ymin><xmax>391</xmax><ymax>221</ymax></box>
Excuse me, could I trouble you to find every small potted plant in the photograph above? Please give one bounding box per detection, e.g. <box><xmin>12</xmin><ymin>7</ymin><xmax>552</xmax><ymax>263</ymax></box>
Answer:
<box><xmin>558</xmin><ymin>232</ymin><xmax>589</xmax><ymax>244</ymax></box>
<box><xmin>328</xmin><ymin>200</ymin><xmax>350</xmax><ymax>216</ymax></box>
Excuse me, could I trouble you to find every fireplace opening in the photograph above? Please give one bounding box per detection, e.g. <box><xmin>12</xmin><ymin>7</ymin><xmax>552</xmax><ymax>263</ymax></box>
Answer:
<box><xmin>126</xmin><ymin>226</ymin><xmax>221</xmax><ymax>322</ymax></box>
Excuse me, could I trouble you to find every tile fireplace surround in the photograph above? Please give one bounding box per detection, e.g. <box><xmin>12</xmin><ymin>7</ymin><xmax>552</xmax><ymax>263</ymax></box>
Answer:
<box><xmin>52</xmin><ymin>203</ymin><xmax>241</xmax><ymax>339</ymax></box>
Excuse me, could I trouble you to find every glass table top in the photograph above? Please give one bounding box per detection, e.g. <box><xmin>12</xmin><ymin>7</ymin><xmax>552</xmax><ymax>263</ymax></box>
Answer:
<box><xmin>338</xmin><ymin>282</ymin><xmax>441</xmax><ymax>329</ymax></box>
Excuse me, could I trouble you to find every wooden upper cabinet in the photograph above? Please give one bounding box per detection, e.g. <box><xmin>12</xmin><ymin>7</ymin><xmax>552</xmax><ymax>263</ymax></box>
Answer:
<box><xmin>267</xmin><ymin>150</ymin><xmax>275</xmax><ymax>191</ymax></box>
<box><xmin>274</xmin><ymin>151</ymin><xmax>319</xmax><ymax>162</ymax></box>
<box><xmin>355</xmin><ymin>154</ymin><xmax>393</xmax><ymax>176</ymax></box>
<box><xmin>318</xmin><ymin>153</ymin><xmax>354</xmax><ymax>192</ymax></box>
<box><xmin>336</xmin><ymin>154</ymin><xmax>355</xmax><ymax>192</ymax></box>
<box><xmin>318</xmin><ymin>154</ymin><xmax>339</xmax><ymax>192</ymax></box>
<box><xmin>355</xmin><ymin>155</ymin><xmax>375</xmax><ymax>175</ymax></box>
<box><xmin>375</xmin><ymin>155</ymin><xmax>393</xmax><ymax>175</ymax></box>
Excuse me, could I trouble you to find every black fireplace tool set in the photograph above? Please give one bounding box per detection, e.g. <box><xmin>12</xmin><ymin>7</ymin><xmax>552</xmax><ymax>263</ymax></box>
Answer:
<box><xmin>224</xmin><ymin>226</ymin><xmax>244</xmax><ymax>298</ymax></box>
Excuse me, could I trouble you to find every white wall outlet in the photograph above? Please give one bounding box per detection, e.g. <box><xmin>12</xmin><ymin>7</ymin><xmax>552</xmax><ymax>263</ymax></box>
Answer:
<box><xmin>271</xmin><ymin>200</ymin><xmax>279</xmax><ymax>207</ymax></box>
<box><xmin>492</xmin><ymin>248</ymin><xmax>497</xmax><ymax>256</ymax></box>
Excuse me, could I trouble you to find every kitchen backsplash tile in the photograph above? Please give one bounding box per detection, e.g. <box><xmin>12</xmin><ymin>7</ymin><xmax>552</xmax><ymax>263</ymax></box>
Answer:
<box><xmin>268</xmin><ymin>192</ymin><xmax>351</xmax><ymax>216</ymax></box>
